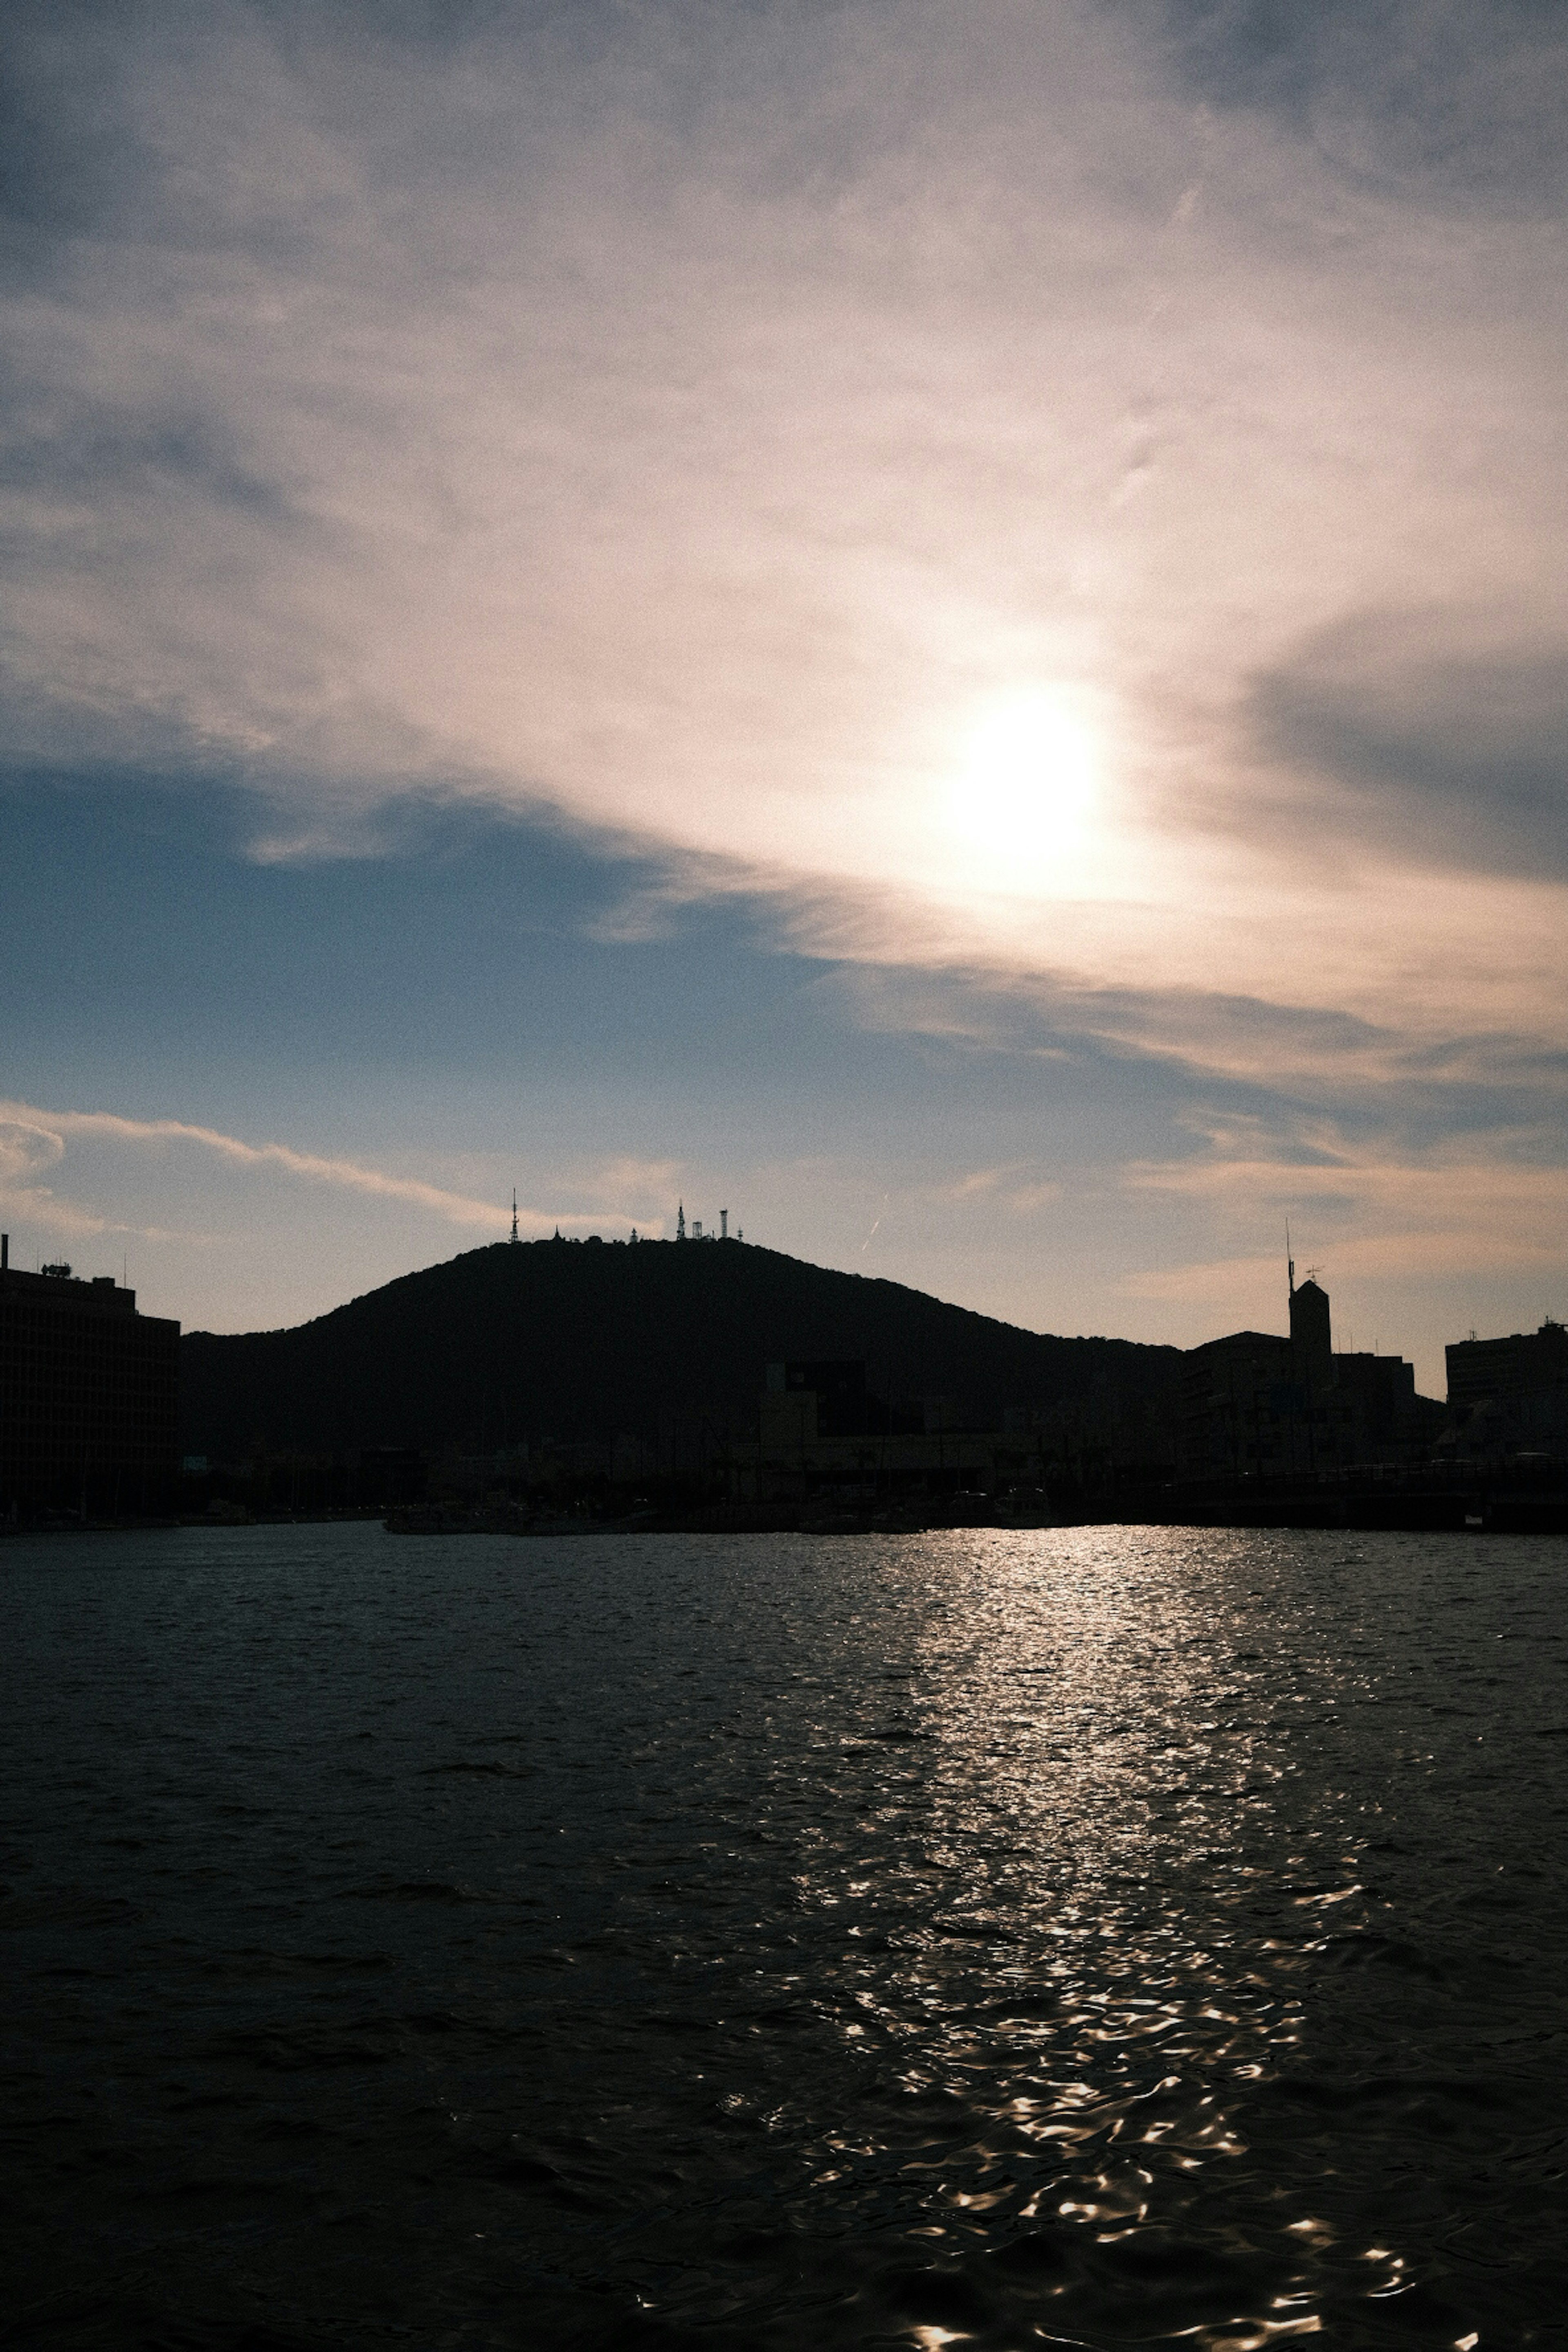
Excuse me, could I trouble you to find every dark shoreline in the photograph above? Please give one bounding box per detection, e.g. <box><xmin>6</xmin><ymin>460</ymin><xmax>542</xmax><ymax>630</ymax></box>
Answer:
<box><xmin>7</xmin><ymin>1479</ymin><xmax>1566</xmax><ymax>1539</ymax></box>
<box><xmin>386</xmin><ymin>1483</ymin><xmax>1568</xmax><ymax>1538</ymax></box>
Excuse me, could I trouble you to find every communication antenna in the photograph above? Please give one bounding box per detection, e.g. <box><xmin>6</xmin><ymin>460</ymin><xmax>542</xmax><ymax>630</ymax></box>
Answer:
<box><xmin>1286</xmin><ymin>1219</ymin><xmax>1294</xmax><ymax>1296</ymax></box>
<box><xmin>510</xmin><ymin>1189</ymin><xmax>519</xmax><ymax>1245</ymax></box>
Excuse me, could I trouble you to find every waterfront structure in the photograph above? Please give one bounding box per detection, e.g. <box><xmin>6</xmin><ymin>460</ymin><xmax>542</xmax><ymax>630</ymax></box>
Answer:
<box><xmin>748</xmin><ymin>1358</ymin><xmax>1045</xmax><ymax>1500</ymax></box>
<box><xmin>1444</xmin><ymin>1320</ymin><xmax>1568</xmax><ymax>1457</ymax></box>
<box><xmin>763</xmin><ymin>1359</ymin><xmax>878</xmax><ymax>1439</ymax></box>
<box><xmin>1179</xmin><ymin>1328</ymin><xmax>1304</xmax><ymax>1479</ymax></box>
<box><xmin>0</xmin><ymin>1239</ymin><xmax>180</xmax><ymax>1520</ymax></box>
<box><xmin>1179</xmin><ymin>1267</ymin><xmax>1427</xmax><ymax>1479</ymax></box>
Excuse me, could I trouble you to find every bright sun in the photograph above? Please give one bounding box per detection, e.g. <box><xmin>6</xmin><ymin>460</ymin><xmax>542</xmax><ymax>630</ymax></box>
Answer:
<box><xmin>944</xmin><ymin>689</ymin><xmax>1097</xmax><ymax>872</ymax></box>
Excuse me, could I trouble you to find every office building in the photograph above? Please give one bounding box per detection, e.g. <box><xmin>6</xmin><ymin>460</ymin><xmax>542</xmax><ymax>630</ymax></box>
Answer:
<box><xmin>1444</xmin><ymin>1320</ymin><xmax>1568</xmax><ymax>1457</ymax></box>
<box><xmin>0</xmin><ymin>1240</ymin><xmax>180</xmax><ymax>1519</ymax></box>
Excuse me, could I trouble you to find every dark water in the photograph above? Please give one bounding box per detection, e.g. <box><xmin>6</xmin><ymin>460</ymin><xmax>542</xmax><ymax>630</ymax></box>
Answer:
<box><xmin>3</xmin><ymin>1526</ymin><xmax>1566</xmax><ymax>2350</ymax></box>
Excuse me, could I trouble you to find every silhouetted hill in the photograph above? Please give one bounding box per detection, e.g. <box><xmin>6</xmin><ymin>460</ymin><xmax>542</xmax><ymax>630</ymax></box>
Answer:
<box><xmin>180</xmin><ymin>1238</ymin><xmax>1182</xmax><ymax>1460</ymax></box>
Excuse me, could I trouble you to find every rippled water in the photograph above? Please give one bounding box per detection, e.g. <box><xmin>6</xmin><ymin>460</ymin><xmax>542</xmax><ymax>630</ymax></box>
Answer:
<box><xmin>3</xmin><ymin>1523</ymin><xmax>1566</xmax><ymax>2349</ymax></box>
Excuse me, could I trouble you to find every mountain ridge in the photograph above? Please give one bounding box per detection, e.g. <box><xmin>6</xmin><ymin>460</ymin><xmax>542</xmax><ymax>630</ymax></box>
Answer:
<box><xmin>179</xmin><ymin>1237</ymin><xmax>1182</xmax><ymax>1459</ymax></box>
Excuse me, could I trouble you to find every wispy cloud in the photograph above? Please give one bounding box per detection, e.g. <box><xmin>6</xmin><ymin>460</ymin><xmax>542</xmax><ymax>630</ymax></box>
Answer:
<box><xmin>1123</xmin><ymin>1117</ymin><xmax>1568</xmax><ymax>1289</ymax></box>
<box><xmin>830</xmin><ymin>957</ymin><xmax>1568</xmax><ymax>1106</ymax></box>
<box><xmin>0</xmin><ymin>1102</ymin><xmax>624</xmax><ymax>1239</ymax></box>
<box><xmin>2</xmin><ymin>0</ymin><xmax>1564</xmax><ymax>1057</ymax></box>
<box><xmin>941</xmin><ymin>1166</ymin><xmax>1064</xmax><ymax>1215</ymax></box>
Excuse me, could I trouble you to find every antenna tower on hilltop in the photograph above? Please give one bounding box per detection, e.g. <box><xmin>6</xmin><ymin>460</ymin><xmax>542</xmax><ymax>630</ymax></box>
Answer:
<box><xmin>1286</xmin><ymin>1218</ymin><xmax>1294</xmax><ymax>1296</ymax></box>
<box><xmin>510</xmin><ymin>1189</ymin><xmax>519</xmax><ymax>1245</ymax></box>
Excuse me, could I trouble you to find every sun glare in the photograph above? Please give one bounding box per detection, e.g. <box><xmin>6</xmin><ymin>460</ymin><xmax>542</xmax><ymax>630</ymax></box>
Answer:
<box><xmin>946</xmin><ymin>691</ymin><xmax>1097</xmax><ymax>878</ymax></box>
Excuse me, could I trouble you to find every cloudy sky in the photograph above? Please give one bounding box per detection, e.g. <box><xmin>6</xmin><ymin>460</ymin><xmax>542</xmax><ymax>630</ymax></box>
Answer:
<box><xmin>3</xmin><ymin>0</ymin><xmax>1565</xmax><ymax>1388</ymax></box>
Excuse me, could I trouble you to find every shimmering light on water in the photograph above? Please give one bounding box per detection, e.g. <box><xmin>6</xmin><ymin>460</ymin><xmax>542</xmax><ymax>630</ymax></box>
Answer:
<box><xmin>3</xmin><ymin>1523</ymin><xmax>1566</xmax><ymax>2348</ymax></box>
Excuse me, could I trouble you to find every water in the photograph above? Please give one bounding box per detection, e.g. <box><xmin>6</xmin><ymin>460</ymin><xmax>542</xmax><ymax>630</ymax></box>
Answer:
<box><xmin>3</xmin><ymin>1524</ymin><xmax>1566</xmax><ymax>2350</ymax></box>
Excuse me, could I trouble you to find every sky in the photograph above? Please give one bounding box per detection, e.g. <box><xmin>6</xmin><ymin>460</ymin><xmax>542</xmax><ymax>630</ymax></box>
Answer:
<box><xmin>2</xmin><ymin>0</ymin><xmax>1566</xmax><ymax>1393</ymax></box>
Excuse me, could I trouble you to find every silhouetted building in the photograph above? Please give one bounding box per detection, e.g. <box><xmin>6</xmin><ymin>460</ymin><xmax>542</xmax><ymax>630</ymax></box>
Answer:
<box><xmin>1435</xmin><ymin>1398</ymin><xmax>1530</xmax><ymax>1466</ymax></box>
<box><xmin>1288</xmin><ymin>1275</ymin><xmax>1333</xmax><ymax>1388</ymax></box>
<box><xmin>0</xmin><ymin>1241</ymin><xmax>180</xmax><ymax>1519</ymax></box>
<box><xmin>751</xmin><ymin>1357</ymin><xmax>1048</xmax><ymax>1499</ymax></box>
<box><xmin>1444</xmin><ymin>1321</ymin><xmax>1568</xmax><ymax>1458</ymax></box>
<box><xmin>1180</xmin><ymin>1268</ymin><xmax>1428</xmax><ymax>1479</ymax></box>
<box><xmin>1179</xmin><ymin>1329</ymin><xmax>1307</xmax><ymax>1478</ymax></box>
<box><xmin>765</xmin><ymin>1359</ymin><xmax>877</xmax><ymax>1437</ymax></box>
<box><xmin>1332</xmin><ymin>1350</ymin><xmax>1421</xmax><ymax>1451</ymax></box>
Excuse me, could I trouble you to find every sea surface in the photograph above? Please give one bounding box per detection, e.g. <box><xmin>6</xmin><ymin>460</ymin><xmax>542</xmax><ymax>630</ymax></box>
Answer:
<box><xmin>2</xmin><ymin>1523</ymin><xmax>1566</xmax><ymax>2350</ymax></box>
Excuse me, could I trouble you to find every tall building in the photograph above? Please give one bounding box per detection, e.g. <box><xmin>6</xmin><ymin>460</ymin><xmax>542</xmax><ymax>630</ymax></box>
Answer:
<box><xmin>0</xmin><ymin>1242</ymin><xmax>180</xmax><ymax>1520</ymax></box>
<box><xmin>1288</xmin><ymin>1275</ymin><xmax>1333</xmax><ymax>1388</ymax></box>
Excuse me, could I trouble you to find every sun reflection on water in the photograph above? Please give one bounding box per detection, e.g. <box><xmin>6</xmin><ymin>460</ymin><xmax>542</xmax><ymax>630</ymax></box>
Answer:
<box><xmin>769</xmin><ymin>1526</ymin><xmax>1417</xmax><ymax>2346</ymax></box>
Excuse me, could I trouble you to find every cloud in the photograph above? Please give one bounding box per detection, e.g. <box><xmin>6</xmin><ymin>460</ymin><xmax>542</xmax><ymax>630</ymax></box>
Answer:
<box><xmin>1</xmin><ymin>0</ymin><xmax>1566</xmax><ymax>1187</ymax></box>
<box><xmin>829</xmin><ymin>956</ymin><xmax>1568</xmax><ymax>1114</ymax></box>
<box><xmin>1243</xmin><ymin>608</ymin><xmax>1568</xmax><ymax>879</ymax></box>
<box><xmin>0</xmin><ymin>1116</ymin><xmax>63</xmax><ymax>1182</ymax></box>
<box><xmin>0</xmin><ymin>1099</ymin><xmax>634</xmax><ymax>1238</ymax></box>
<box><xmin>0</xmin><ymin>1114</ymin><xmax>104</xmax><ymax>1237</ymax></box>
<box><xmin>941</xmin><ymin>1165</ymin><xmax>1065</xmax><ymax>1214</ymax></box>
<box><xmin>1123</xmin><ymin>1112</ymin><xmax>1568</xmax><ymax>1285</ymax></box>
<box><xmin>1138</xmin><ymin>0</ymin><xmax>1568</xmax><ymax>213</ymax></box>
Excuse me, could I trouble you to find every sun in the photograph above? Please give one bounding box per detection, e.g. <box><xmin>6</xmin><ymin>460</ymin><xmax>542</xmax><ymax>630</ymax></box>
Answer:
<box><xmin>944</xmin><ymin>689</ymin><xmax>1097</xmax><ymax>871</ymax></box>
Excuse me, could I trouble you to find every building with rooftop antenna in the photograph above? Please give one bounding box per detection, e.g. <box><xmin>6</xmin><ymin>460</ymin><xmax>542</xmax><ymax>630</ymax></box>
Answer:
<box><xmin>0</xmin><ymin>1236</ymin><xmax>179</xmax><ymax>1520</ymax></box>
<box><xmin>1288</xmin><ymin>1272</ymin><xmax>1332</xmax><ymax>1391</ymax></box>
<box><xmin>1179</xmin><ymin>1249</ymin><xmax>1430</xmax><ymax>1479</ymax></box>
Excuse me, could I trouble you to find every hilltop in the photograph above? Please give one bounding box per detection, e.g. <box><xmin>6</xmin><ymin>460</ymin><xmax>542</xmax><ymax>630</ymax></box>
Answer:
<box><xmin>180</xmin><ymin>1238</ymin><xmax>1181</xmax><ymax>1462</ymax></box>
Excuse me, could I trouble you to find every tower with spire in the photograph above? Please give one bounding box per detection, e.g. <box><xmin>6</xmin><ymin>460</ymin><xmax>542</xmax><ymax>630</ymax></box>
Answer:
<box><xmin>1287</xmin><ymin>1226</ymin><xmax>1333</xmax><ymax>1392</ymax></box>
